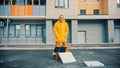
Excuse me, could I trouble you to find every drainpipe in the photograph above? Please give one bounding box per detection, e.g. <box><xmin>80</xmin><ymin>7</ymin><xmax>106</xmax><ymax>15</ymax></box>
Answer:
<box><xmin>5</xmin><ymin>17</ymin><xmax>9</xmax><ymax>47</ymax></box>
<box><xmin>5</xmin><ymin>1</ymin><xmax>10</xmax><ymax>47</ymax></box>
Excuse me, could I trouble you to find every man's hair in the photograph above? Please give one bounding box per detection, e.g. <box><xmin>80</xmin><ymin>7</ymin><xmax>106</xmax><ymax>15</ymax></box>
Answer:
<box><xmin>59</xmin><ymin>14</ymin><xmax>64</xmax><ymax>16</ymax></box>
<box><xmin>59</xmin><ymin>14</ymin><xmax>64</xmax><ymax>17</ymax></box>
<box><xmin>59</xmin><ymin>14</ymin><xmax>64</xmax><ymax>18</ymax></box>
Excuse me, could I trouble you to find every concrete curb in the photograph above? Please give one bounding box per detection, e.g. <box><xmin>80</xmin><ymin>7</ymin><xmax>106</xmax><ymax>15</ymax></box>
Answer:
<box><xmin>0</xmin><ymin>47</ymin><xmax>120</xmax><ymax>50</ymax></box>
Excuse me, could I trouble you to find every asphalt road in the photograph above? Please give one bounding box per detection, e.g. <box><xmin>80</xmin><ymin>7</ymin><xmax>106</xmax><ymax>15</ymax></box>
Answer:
<box><xmin>0</xmin><ymin>49</ymin><xmax>120</xmax><ymax>68</ymax></box>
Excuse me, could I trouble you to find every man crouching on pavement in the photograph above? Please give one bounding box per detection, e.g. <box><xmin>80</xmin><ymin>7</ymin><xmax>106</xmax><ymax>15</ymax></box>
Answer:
<box><xmin>53</xmin><ymin>15</ymin><xmax>69</xmax><ymax>60</ymax></box>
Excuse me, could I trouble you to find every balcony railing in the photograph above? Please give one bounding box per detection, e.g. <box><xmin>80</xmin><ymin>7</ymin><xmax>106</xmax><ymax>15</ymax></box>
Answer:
<box><xmin>0</xmin><ymin>5</ymin><xmax>46</xmax><ymax>16</ymax></box>
<box><xmin>0</xmin><ymin>34</ymin><xmax>46</xmax><ymax>45</ymax></box>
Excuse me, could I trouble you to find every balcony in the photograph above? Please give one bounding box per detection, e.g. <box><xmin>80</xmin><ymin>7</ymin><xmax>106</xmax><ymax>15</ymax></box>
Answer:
<box><xmin>0</xmin><ymin>5</ymin><xmax>46</xmax><ymax>17</ymax></box>
<box><xmin>78</xmin><ymin>14</ymin><xmax>109</xmax><ymax>19</ymax></box>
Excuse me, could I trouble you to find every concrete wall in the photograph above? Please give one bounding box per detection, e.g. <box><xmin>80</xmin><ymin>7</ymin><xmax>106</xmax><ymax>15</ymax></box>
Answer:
<box><xmin>72</xmin><ymin>20</ymin><xmax>78</xmax><ymax>44</ymax></box>
<box><xmin>46</xmin><ymin>0</ymin><xmax>78</xmax><ymax>19</ymax></box>
<box><xmin>107</xmin><ymin>20</ymin><xmax>115</xmax><ymax>43</ymax></box>
<box><xmin>108</xmin><ymin>0</ymin><xmax>120</xmax><ymax>19</ymax></box>
<box><xmin>46</xmin><ymin>20</ymin><xmax>53</xmax><ymax>44</ymax></box>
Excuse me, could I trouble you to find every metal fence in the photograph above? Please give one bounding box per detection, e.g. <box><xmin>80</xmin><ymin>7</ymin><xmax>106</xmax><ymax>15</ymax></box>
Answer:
<box><xmin>0</xmin><ymin>34</ymin><xmax>46</xmax><ymax>46</ymax></box>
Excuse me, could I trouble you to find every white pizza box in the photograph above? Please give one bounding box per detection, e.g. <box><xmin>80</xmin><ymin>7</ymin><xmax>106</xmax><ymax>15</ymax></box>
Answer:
<box><xmin>84</xmin><ymin>61</ymin><xmax>104</xmax><ymax>67</ymax></box>
<box><xmin>58</xmin><ymin>52</ymin><xmax>76</xmax><ymax>64</ymax></box>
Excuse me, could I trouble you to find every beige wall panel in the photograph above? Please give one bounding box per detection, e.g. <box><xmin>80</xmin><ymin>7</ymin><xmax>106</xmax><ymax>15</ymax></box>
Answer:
<box><xmin>78</xmin><ymin>0</ymin><xmax>107</xmax><ymax>15</ymax></box>
<box><xmin>46</xmin><ymin>0</ymin><xmax>78</xmax><ymax>19</ymax></box>
<box><xmin>108</xmin><ymin>0</ymin><xmax>120</xmax><ymax>19</ymax></box>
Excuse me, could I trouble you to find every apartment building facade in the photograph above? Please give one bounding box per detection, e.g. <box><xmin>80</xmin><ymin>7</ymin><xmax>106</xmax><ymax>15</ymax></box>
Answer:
<box><xmin>0</xmin><ymin>0</ymin><xmax>120</xmax><ymax>45</ymax></box>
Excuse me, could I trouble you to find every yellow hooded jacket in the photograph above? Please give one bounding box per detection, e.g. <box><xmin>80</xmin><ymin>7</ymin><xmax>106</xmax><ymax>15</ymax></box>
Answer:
<box><xmin>54</xmin><ymin>20</ymin><xmax>69</xmax><ymax>42</ymax></box>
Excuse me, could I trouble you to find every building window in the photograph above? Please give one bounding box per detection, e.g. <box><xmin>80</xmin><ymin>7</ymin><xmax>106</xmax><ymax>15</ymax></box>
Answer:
<box><xmin>26</xmin><ymin>25</ymin><xmax>30</xmax><ymax>37</ymax></box>
<box><xmin>0</xmin><ymin>0</ymin><xmax>4</xmax><ymax>5</ymax></box>
<box><xmin>9</xmin><ymin>24</ymin><xmax>20</xmax><ymax>37</ymax></box>
<box><xmin>94</xmin><ymin>9</ymin><xmax>99</xmax><ymax>15</ymax></box>
<box><xmin>36</xmin><ymin>25</ymin><xmax>42</xmax><ymax>37</ymax></box>
<box><xmin>33</xmin><ymin>0</ymin><xmax>46</xmax><ymax>5</ymax></box>
<box><xmin>5</xmin><ymin>0</ymin><xmax>11</xmax><ymax>5</ymax></box>
<box><xmin>55</xmin><ymin>0</ymin><xmax>69</xmax><ymax>8</ymax></box>
<box><xmin>19</xmin><ymin>0</ymin><xmax>25</xmax><ymax>5</ymax></box>
<box><xmin>12</xmin><ymin>0</ymin><xmax>25</xmax><ymax>5</ymax></box>
<box><xmin>25</xmin><ymin>24</ymin><xmax>42</xmax><ymax>37</ymax></box>
<box><xmin>16</xmin><ymin>25</ymin><xmax>20</xmax><ymax>37</ymax></box>
<box><xmin>80</xmin><ymin>10</ymin><xmax>86</xmax><ymax>15</ymax></box>
<box><xmin>40</xmin><ymin>0</ymin><xmax>46</xmax><ymax>5</ymax></box>
<box><xmin>117</xmin><ymin>0</ymin><xmax>120</xmax><ymax>8</ymax></box>
<box><xmin>33</xmin><ymin>0</ymin><xmax>39</xmax><ymax>5</ymax></box>
<box><xmin>80</xmin><ymin>0</ymin><xmax>85</xmax><ymax>2</ymax></box>
<box><xmin>12</xmin><ymin>0</ymin><xmax>19</xmax><ymax>5</ymax></box>
<box><xmin>0</xmin><ymin>27</ymin><xmax>5</xmax><ymax>37</ymax></box>
<box><xmin>1</xmin><ymin>24</ymin><xmax>20</xmax><ymax>37</ymax></box>
<box><xmin>27</xmin><ymin>0</ymin><xmax>32</xmax><ymax>5</ymax></box>
<box><xmin>118</xmin><ymin>0</ymin><xmax>120</xmax><ymax>3</ymax></box>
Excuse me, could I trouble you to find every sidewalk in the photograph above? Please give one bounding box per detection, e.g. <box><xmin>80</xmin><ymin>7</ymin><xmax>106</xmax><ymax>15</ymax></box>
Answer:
<box><xmin>0</xmin><ymin>44</ymin><xmax>120</xmax><ymax>50</ymax></box>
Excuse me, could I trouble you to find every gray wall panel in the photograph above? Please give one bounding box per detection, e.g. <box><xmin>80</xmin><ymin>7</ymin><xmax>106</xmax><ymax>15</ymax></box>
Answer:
<box><xmin>78</xmin><ymin>20</ymin><xmax>107</xmax><ymax>43</ymax></box>
<box><xmin>40</xmin><ymin>6</ymin><xmax>46</xmax><ymax>16</ymax></box>
<box><xmin>32</xmin><ymin>6</ymin><xmax>40</xmax><ymax>16</ymax></box>
<box><xmin>3</xmin><ymin>6</ymin><xmax>11</xmax><ymax>16</ymax></box>
<box><xmin>46</xmin><ymin>20</ymin><xmax>53</xmax><ymax>44</ymax></box>
<box><xmin>33</xmin><ymin>6</ymin><xmax>46</xmax><ymax>16</ymax></box>
<box><xmin>72</xmin><ymin>20</ymin><xmax>78</xmax><ymax>44</ymax></box>
<box><xmin>107</xmin><ymin>20</ymin><xmax>114</xmax><ymax>42</ymax></box>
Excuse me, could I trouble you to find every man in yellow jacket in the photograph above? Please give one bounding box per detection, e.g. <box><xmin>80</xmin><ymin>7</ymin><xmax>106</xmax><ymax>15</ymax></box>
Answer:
<box><xmin>53</xmin><ymin>15</ymin><xmax>69</xmax><ymax>60</ymax></box>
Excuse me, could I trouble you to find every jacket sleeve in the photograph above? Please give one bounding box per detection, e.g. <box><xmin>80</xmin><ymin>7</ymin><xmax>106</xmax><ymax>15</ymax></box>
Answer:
<box><xmin>54</xmin><ymin>23</ymin><xmax>59</xmax><ymax>39</ymax></box>
<box><xmin>65</xmin><ymin>23</ymin><xmax>69</xmax><ymax>36</ymax></box>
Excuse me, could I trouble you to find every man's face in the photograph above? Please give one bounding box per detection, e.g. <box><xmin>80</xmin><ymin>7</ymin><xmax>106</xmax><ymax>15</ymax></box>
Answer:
<box><xmin>59</xmin><ymin>15</ymin><xmax>64</xmax><ymax>22</ymax></box>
